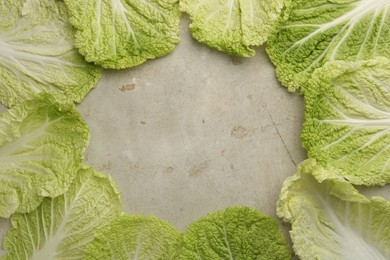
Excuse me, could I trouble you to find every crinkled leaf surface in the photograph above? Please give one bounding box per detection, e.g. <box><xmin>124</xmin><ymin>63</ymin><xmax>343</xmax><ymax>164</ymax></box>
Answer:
<box><xmin>2</xmin><ymin>167</ymin><xmax>122</xmax><ymax>260</ymax></box>
<box><xmin>64</xmin><ymin>0</ymin><xmax>181</xmax><ymax>69</ymax></box>
<box><xmin>302</xmin><ymin>58</ymin><xmax>390</xmax><ymax>185</ymax></box>
<box><xmin>266</xmin><ymin>0</ymin><xmax>390</xmax><ymax>92</ymax></box>
<box><xmin>177</xmin><ymin>206</ymin><xmax>291</xmax><ymax>259</ymax></box>
<box><xmin>0</xmin><ymin>93</ymin><xmax>89</xmax><ymax>218</ymax></box>
<box><xmin>180</xmin><ymin>0</ymin><xmax>284</xmax><ymax>57</ymax></box>
<box><xmin>277</xmin><ymin>159</ymin><xmax>390</xmax><ymax>259</ymax></box>
<box><xmin>84</xmin><ymin>214</ymin><xmax>181</xmax><ymax>259</ymax></box>
<box><xmin>0</xmin><ymin>0</ymin><xmax>102</xmax><ymax>107</ymax></box>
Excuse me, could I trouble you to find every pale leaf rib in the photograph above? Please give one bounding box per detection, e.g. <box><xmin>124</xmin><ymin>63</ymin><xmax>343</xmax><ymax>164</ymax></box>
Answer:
<box><xmin>41</xmin><ymin>204</ymin><xmax>49</xmax><ymax>241</ymax></box>
<box><xmin>321</xmin><ymin>118</ymin><xmax>390</xmax><ymax>127</ymax></box>
<box><xmin>356</xmin><ymin>9</ymin><xmax>379</xmax><ymax>60</ymax></box>
<box><xmin>132</xmin><ymin>222</ymin><xmax>146</xmax><ymax>259</ymax></box>
<box><xmin>94</xmin><ymin>0</ymin><xmax>102</xmax><ymax>46</ymax></box>
<box><xmin>205</xmin><ymin>6</ymin><xmax>226</xmax><ymax>23</ymax></box>
<box><xmin>35</xmin><ymin>210</ymin><xmax>40</xmax><ymax>250</ymax></box>
<box><xmin>336</xmin><ymin>129</ymin><xmax>389</xmax><ymax>163</ymax></box>
<box><xmin>249</xmin><ymin>0</ymin><xmax>254</xmax><ymax>26</ymax></box>
<box><xmin>293</xmin><ymin>3</ymin><xmax>342</xmax><ymax>13</ymax></box>
<box><xmin>282</xmin><ymin>23</ymin><xmax>321</xmax><ymax>28</ymax></box>
<box><xmin>320</xmin><ymin>126</ymin><xmax>358</xmax><ymax>151</ymax></box>
<box><xmin>322</xmin><ymin>96</ymin><xmax>348</xmax><ymax>120</ymax></box>
<box><xmin>382</xmin><ymin>157</ymin><xmax>390</xmax><ymax>173</ymax></box>
<box><xmin>223</xmin><ymin>227</ymin><xmax>234</xmax><ymax>260</ymax></box>
<box><xmin>49</xmin><ymin>198</ymin><xmax>55</xmax><ymax>238</ymax></box>
<box><xmin>66</xmin><ymin>191</ymin><xmax>107</xmax><ymax>231</ymax></box>
<box><xmin>334</xmin><ymin>83</ymin><xmax>390</xmax><ymax>117</ymax></box>
<box><xmin>356</xmin><ymin>141</ymin><xmax>390</xmax><ymax>172</ymax></box>
<box><xmin>112</xmin><ymin>0</ymin><xmax>139</xmax><ymax>47</ymax></box>
<box><xmin>373</xmin><ymin>7</ymin><xmax>388</xmax><ymax>58</ymax></box>
<box><xmin>304</xmin><ymin>37</ymin><xmax>331</xmax><ymax>69</ymax></box>
<box><xmin>23</xmin><ymin>214</ymin><xmax>36</xmax><ymax>254</ymax></box>
<box><xmin>225</xmin><ymin>0</ymin><xmax>236</xmax><ymax>31</ymax></box>
<box><xmin>329</xmin><ymin>18</ymin><xmax>357</xmax><ymax>61</ymax></box>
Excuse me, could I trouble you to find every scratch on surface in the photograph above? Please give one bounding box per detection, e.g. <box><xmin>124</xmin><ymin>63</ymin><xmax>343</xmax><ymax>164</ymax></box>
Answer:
<box><xmin>265</xmin><ymin>107</ymin><xmax>297</xmax><ymax>167</ymax></box>
<box><xmin>163</xmin><ymin>166</ymin><xmax>174</xmax><ymax>175</ymax></box>
<box><xmin>231</xmin><ymin>125</ymin><xmax>255</xmax><ymax>139</ymax></box>
<box><xmin>119</xmin><ymin>77</ymin><xmax>137</xmax><ymax>92</ymax></box>
<box><xmin>189</xmin><ymin>161</ymin><xmax>209</xmax><ymax>177</ymax></box>
<box><xmin>119</xmin><ymin>83</ymin><xmax>136</xmax><ymax>92</ymax></box>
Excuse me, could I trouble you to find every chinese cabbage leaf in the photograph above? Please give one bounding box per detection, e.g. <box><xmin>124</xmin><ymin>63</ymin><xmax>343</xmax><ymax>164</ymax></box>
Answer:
<box><xmin>180</xmin><ymin>0</ymin><xmax>284</xmax><ymax>57</ymax></box>
<box><xmin>277</xmin><ymin>159</ymin><xmax>390</xmax><ymax>259</ymax></box>
<box><xmin>0</xmin><ymin>93</ymin><xmax>89</xmax><ymax>218</ymax></box>
<box><xmin>266</xmin><ymin>0</ymin><xmax>390</xmax><ymax>92</ymax></box>
<box><xmin>177</xmin><ymin>206</ymin><xmax>291</xmax><ymax>259</ymax></box>
<box><xmin>302</xmin><ymin>58</ymin><xmax>390</xmax><ymax>185</ymax></box>
<box><xmin>64</xmin><ymin>0</ymin><xmax>181</xmax><ymax>69</ymax></box>
<box><xmin>0</xmin><ymin>0</ymin><xmax>102</xmax><ymax>107</ymax></box>
<box><xmin>84</xmin><ymin>214</ymin><xmax>181</xmax><ymax>259</ymax></box>
<box><xmin>2</xmin><ymin>167</ymin><xmax>122</xmax><ymax>260</ymax></box>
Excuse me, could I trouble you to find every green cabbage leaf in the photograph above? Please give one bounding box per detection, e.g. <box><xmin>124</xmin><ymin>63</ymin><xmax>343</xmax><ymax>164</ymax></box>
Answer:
<box><xmin>177</xmin><ymin>206</ymin><xmax>291</xmax><ymax>259</ymax></box>
<box><xmin>0</xmin><ymin>0</ymin><xmax>102</xmax><ymax>107</ymax></box>
<box><xmin>277</xmin><ymin>159</ymin><xmax>390</xmax><ymax>259</ymax></box>
<box><xmin>302</xmin><ymin>58</ymin><xmax>390</xmax><ymax>185</ymax></box>
<box><xmin>0</xmin><ymin>93</ymin><xmax>89</xmax><ymax>218</ymax></box>
<box><xmin>1</xmin><ymin>167</ymin><xmax>122</xmax><ymax>260</ymax></box>
<box><xmin>64</xmin><ymin>0</ymin><xmax>181</xmax><ymax>69</ymax></box>
<box><xmin>180</xmin><ymin>0</ymin><xmax>284</xmax><ymax>57</ymax></box>
<box><xmin>84</xmin><ymin>214</ymin><xmax>181</xmax><ymax>259</ymax></box>
<box><xmin>266</xmin><ymin>0</ymin><xmax>390</xmax><ymax>92</ymax></box>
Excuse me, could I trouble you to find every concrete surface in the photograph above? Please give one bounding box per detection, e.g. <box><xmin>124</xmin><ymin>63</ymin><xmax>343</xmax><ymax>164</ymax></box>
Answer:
<box><xmin>79</xmin><ymin>16</ymin><xmax>306</xmax><ymax>233</ymax></box>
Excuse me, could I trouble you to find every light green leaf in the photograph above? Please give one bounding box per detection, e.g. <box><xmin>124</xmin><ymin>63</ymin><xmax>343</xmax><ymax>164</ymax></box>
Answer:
<box><xmin>266</xmin><ymin>0</ymin><xmax>390</xmax><ymax>92</ymax></box>
<box><xmin>277</xmin><ymin>159</ymin><xmax>390</xmax><ymax>259</ymax></box>
<box><xmin>64</xmin><ymin>0</ymin><xmax>181</xmax><ymax>69</ymax></box>
<box><xmin>0</xmin><ymin>0</ymin><xmax>102</xmax><ymax>107</ymax></box>
<box><xmin>84</xmin><ymin>214</ymin><xmax>181</xmax><ymax>259</ymax></box>
<box><xmin>177</xmin><ymin>206</ymin><xmax>291</xmax><ymax>259</ymax></box>
<box><xmin>302</xmin><ymin>58</ymin><xmax>390</xmax><ymax>185</ymax></box>
<box><xmin>2</xmin><ymin>167</ymin><xmax>122</xmax><ymax>260</ymax></box>
<box><xmin>180</xmin><ymin>0</ymin><xmax>284</xmax><ymax>57</ymax></box>
<box><xmin>0</xmin><ymin>93</ymin><xmax>89</xmax><ymax>217</ymax></box>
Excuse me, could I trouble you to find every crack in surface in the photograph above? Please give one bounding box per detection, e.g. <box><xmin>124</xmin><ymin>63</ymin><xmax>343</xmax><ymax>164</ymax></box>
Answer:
<box><xmin>265</xmin><ymin>106</ymin><xmax>297</xmax><ymax>167</ymax></box>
